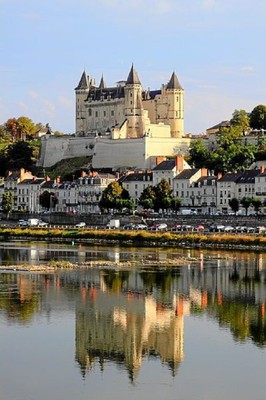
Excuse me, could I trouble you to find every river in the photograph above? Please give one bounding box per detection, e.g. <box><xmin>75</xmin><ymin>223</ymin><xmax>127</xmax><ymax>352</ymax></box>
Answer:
<box><xmin>0</xmin><ymin>242</ymin><xmax>265</xmax><ymax>400</ymax></box>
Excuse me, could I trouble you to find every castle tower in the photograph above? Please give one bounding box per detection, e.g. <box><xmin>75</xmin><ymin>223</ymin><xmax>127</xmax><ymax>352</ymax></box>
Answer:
<box><xmin>165</xmin><ymin>72</ymin><xmax>184</xmax><ymax>138</ymax></box>
<box><xmin>124</xmin><ymin>65</ymin><xmax>145</xmax><ymax>138</ymax></box>
<box><xmin>75</xmin><ymin>70</ymin><xmax>90</xmax><ymax>134</ymax></box>
<box><xmin>99</xmin><ymin>74</ymin><xmax>105</xmax><ymax>90</ymax></box>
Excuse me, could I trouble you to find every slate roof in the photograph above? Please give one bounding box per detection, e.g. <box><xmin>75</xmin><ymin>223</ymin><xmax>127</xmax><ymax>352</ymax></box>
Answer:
<box><xmin>174</xmin><ymin>169</ymin><xmax>200</xmax><ymax>180</ymax></box>
<box><xmin>75</xmin><ymin>71</ymin><xmax>89</xmax><ymax>90</ymax></box>
<box><xmin>86</xmin><ymin>86</ymin><xmax>125</xmax><ymax>101</ymax></box>
<box><xmin>218</xmin><ymin>173</ymin><xmax>242</xmax><ymax>182</ymax></box>
<box><xmin>236</xmin><ymin>169</ymin><xmax>260</xmax><ymax>184</ymax></box>
<box><xmin>196</xmin><ymin>176</ymin><xmax>217</xmax><ymax>186</ymax></box>
<box><xmin>166</xmin><ymin>72</ymin><xmax>183</xmax><ymax>90</ymax></box>
<box><xmin>153</xmin><ymin>160</ymin><xmax>176</xmax><ymax>171</ymax></box>
<box><xmin>207</xmin><ymin>120</ymin><xmax>230</xmax><ymax>131</ymax></box>
<box><xmin>120</xmin><ymin>172</ymin><xmax>153</xmax><ymax>183</ymax></box>
<box><xmin>126</xmin><ymin>64</ymin><xmax>141</xmax><ymax>85</ymax></box>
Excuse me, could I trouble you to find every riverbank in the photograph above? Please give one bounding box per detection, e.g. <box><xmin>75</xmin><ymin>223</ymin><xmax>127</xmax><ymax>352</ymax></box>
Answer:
<box><xmin>1</xmin><ymin>226</ymin><xmax>266</xmax><ymax>251</ymax></box>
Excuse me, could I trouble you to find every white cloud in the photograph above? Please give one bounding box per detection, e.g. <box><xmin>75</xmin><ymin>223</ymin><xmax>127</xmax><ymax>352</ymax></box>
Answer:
<box><xmin>201</xmin><ymin>0</ymin><xmax>217</xmax><ymax>9</ymax></box>
<box><xmin>241</xmin><ymin>66</ymin><xmax>254</xmax><ymax>73</ymax></box>
<box><xmin>16</xmin><ymin>101</ymin><xmax>29</xmax><ymax>114</ymax></box>
<box><xmin>58</xmin><ymin>95</ymin><xmax>72</xmax><ymax>109</ymax></box>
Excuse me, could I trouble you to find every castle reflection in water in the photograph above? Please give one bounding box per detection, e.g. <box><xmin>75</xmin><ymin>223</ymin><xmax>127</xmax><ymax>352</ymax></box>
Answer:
<box><xmin>0</xmin><ymin>248</ymin><xmax>266</xmax><ymax>380</ymax></box>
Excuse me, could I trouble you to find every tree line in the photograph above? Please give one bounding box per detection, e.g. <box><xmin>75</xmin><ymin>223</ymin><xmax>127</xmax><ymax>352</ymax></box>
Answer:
<box><xmin>189</xmin><ymin>105</ymin><xmax>266</xmax><ymax>174</ymax></box>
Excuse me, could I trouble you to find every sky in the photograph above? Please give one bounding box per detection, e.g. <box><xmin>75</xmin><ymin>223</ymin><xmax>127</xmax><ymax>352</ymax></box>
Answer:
<box><xmin>0</xmin><ymin>0</ymin><xmax>265</xmax><ymax>135</ymax></box>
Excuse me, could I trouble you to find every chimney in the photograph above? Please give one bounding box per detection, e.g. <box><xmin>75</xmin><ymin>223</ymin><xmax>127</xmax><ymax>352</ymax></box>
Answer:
<box><xmin>260</xmin><ymin>164</ymin><xmax>265</xmax><ymax>174</ymax></box>
<box><xmin>156</xmin><ymin>156</ymin><xmax>166</xmax><ymax>166</ymax></box>
<box><xmin>115</xmin><ymin>172</ymin><xmax>120</xmax><ymax>179</ymax></box>
<box><xmin>176</xmin><ymin>155</ymin><xmax>184</xmax><ymax>172</ymax></box>
<box><xmin>201</xmin><ymin>168</ymin><xmax>208</xmax><ymax>177</ymax></box>
<box><xmin>56</xmin><ymin>176</ymin><xmax>61</xmax><ymax>184</ymax></box>
<box><xmin>217</xmin><ymin>172</ymin><xmax>223</xmax><ymax>180</ymax></box>
<box><xmin>45</xmin><ymin>176</ymin><xmax>51</xmax><ymax>182</ymax></box>
<box><xmin>20</xmin><ymin>168</ymin><xmax>26</xmax><ymax>181</ymax></box>
<box><xmin>81</xmin><ymin>170</ymin><xmax>87</xmax><ymax>178</ymax></box>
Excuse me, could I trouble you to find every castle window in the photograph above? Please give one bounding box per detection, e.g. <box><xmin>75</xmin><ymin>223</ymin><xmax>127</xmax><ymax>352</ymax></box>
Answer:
<box><xmin>111</xmin><ymin>110</ymin><xmax>114</xmax><ymax>116</ymax></box>
<box><xmin>88</xmin><ymin>108</ymin><xmax>92</xmax><ymax>116</ymax></box>
<box><xmin>176</xmin><ymin>96</ymin><xmax>179</xmax><ymax>102</ymax></box>
<box><xmin>95</xmin><ymin>111</ymin><xmax>98</xmax><ymax>118</ymax></box>
<box><xmin>104</xmin><ymin>111</ymin><xmax>106</xmax><ymax>117</ymax></box>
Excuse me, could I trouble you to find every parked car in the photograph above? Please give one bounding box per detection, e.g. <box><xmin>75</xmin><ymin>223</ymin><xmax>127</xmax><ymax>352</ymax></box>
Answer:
<box><xmin>171</xmin><ymin>224</ymin><xmax>182</xmax><ymax>232</ymax></box>
<box><xmin>255</xmin><ymin>226</ymin><xmax>266</xmax><ymax>234</ymax></box>
<box><xmin>18</xmin><ymin>219</ymin><xmax>28</xmax><ymax>226</ymax></box>
<box><xmin>134</xmin><ymin>223</ymin><xmax>147</xmax><ymax>230</ymax></box>
<box><xmin>223</xmin><ymin>225</ymin><xmax>235</xmax><ymax>232</ymax></box>
<box><xmin>75</xmin><ymin>222</ymin><xmax>86</xmax><ymax>228</ymax></box>
<box><xmin>195</xmin><ymin>225</ymin><xmax>205</xmax><ymax>232</ymax></box>
<box><xmin>123</xmin><ymin>223</ymin><xmax>135</xmax><ymax>230</ymax></box>
<box><xmin>209</xmin><ymin>224</ymin><xmax>225</xmax><ymax>232</ymax></box>
<box><xmin>38</xmin><ymin>220</ymin><xmax>48</xmax><ymax>227</ymax></box>
<box><xmin>148</xmin><ymin>223</ymin><xmax>167</xmax><ymax>231</ymax></box>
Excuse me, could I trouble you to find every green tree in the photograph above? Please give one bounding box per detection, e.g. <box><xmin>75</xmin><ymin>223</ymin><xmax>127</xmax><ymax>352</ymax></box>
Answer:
<box><xmin>5</xmin><ymin>141</ymin><xmax>34</xmax><ymax>171</ymax></box>
<box><xmin>249</xmin><ymin>105</ymin><xmax>266</xmax><ymax>130</ymax></box>
<box><xmin>139</xmin><ymin>185</ymin><xmax>156</xmax><ymax>209</ymax></box>
<box><xmin>214</xmin><ymin>126</ymin><xmax>255</xmax><ymax>173</ymax></box>
<box><xmin>230</xmin><ymin>109</ymin><xmax>250</xmax><ymax>132</ymax></box>
<box><xmin>99</xmin><ymin>181</ymin><xmax>125</xmax><ymax>212</ymax></box>
<box><xmin>189</xmin><ymin>139</ymin><xmax>213</xmax><ymax>168</ymax></box>
<box><xmin>251</xmin><ymin>197</ymin><xmax>262</xmax><ymax>214</ymax></box>
<box><xmin>171</xmin><ymin>196</ymin><xmax>181</xmax><ymax>213</ymax></box>
<box><xmin>229</xmin><ymin>198</ymin><xmax>239</xmax><ymax>214</ymax></box>
<box><xmin>0</xmin><ymin>124</ymin><xmax>11</xmax><ymax>140</ymax></box>
<box><xmin>153</xmin><ymin>178</ymin><xmax>172</xmax><ymax>211</ymax></box>
<box><xmin>39</xmin><ymin>191</ymin><xmax>58</xmax><ymax>210</ymax></box>
<box><xmin>2</xmin><ymin>191</ymin><xmax>14</xmax><ymax>218</ymax></box>
<box><xmin>240</xmin><ymin>197</ymin><xmax>252</xmax><ymax>215</ymax></box>
<box><xmin>16</xmin><ymin>116</ymin><xmax>36</xmax><ymax>140</ymax></box>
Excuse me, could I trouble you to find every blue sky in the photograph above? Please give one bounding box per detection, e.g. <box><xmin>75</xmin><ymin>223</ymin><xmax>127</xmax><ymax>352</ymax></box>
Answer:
<box><xmin>0</xmin><ymin>0</ymin><xmax>265</xmax><ymax>135</ymax></box>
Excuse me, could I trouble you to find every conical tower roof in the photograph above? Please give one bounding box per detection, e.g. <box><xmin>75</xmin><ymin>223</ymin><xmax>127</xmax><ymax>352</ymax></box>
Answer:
<box><xmin>166</xmin><ymin>72</ymin><xmax>183</xmax><ymax>90</ymax></box>
<box><xmin>99</xmin><ymin>74</ymin><xmax>106</xmax><ymax>89</ymax></box>
<box><xmin>75</xmin><ymin>70</ymin><xmax>89</xmax><ymax>90</ymax></box>
<box><xmin>126</xmin><ymin>64</ymin><xmax>141</xmax><ymax>85</ymax></box>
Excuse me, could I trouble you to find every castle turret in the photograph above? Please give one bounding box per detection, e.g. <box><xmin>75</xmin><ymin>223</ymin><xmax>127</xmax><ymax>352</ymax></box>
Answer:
<box><xmin>124</xmin><ymin>65</ymin><xmax>145</xmax><ymax>138</ymax></box>
<box><xmin>165</xmin><ymin>72</ymin><xmax>184</xmax><ymax>138</ymax></box>
<box><xmin>75</xmin><ymin>70</ymin><xmax>90</xmax><ymax>134</ymax></box>
<box><xmin>99</xmin><ymin>74</ymin><xmax>106</xmax><ymax>90</ymax></box>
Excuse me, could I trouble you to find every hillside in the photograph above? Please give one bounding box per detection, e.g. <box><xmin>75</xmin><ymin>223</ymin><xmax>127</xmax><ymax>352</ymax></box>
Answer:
<box><xmin>43</xmin><ymin>156</ymin><xmax>92</xmax><ymax>180</ymax></box>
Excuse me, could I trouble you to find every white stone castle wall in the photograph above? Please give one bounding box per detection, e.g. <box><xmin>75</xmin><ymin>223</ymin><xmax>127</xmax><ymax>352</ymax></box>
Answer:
<box><xmin>92</xmin><ymin>137</ymin><xmax>146</xmax><ymax>169</ymax></box>
<box><xmin>38</xmin><ymin>135</ymin><xmax>96</xmax><ymax>168</ymax></box>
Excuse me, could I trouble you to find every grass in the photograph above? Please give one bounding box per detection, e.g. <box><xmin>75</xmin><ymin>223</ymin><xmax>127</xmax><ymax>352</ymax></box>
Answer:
<box><xmin>1</xmin><ymin>227</ymin><xmax>266</xmax><ymax>249</ymax></box>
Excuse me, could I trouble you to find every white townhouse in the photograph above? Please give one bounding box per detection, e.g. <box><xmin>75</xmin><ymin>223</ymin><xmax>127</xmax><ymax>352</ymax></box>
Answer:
<box><xmin>77</xmin><ymin>172</ymin><xmax>116</xmax><ymax>214</ymax></box>
<box><xmin>235</xmin><ymin>170</ymin><xmax>259</xmax><ymax>202</ymax></box>
<box><xmin>254</xmin><ymin>166</ymin><xmax>266</xmax><ymax>203</ymax></box>
<box><xmin>216</xmin><ymin>173</ymin><xmax>241</xmax><ymax>213</ymax></box>
<box><xmin>120</xmin><ymin>171</ymin><xmax>153</xmax><ymax>203</ymax></box>
<box><xmin>190</xmin><ymin>175</ymin><xmax>217</xmax><ymax>214</ymax></box>
<box><xmin>216</xmin><ymin>170</ymin><xmax>260</xmax><ymax>213</ymax></box>
<box><xmin>17</xmin><ymin>177</ymin><xmax>46</xmax><ymax>213</ymax></box>
<box><xmin>152</xmin><ymin>156</ymin><xmax>190</xmax><ymax>187</ymax></box>
<box><xmin>2</xmin><ymin>169</ymin><xmax>46</xmax><ymax>212</ymax></box>
<box><xmin>173</xmin><ymin>168</ymin><xmax>208</xmax><ymax>209</ymax></box>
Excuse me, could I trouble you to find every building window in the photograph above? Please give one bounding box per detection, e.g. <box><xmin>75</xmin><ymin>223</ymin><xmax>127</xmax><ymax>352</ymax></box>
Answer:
<box><xmin>88</xmin><ymin>108</ymin><xmax>92</xmax><ymax>116</ymax></box>
<box><xmin>111</xmin><ymin>110</ymin><xmax>114</xmax><ymax>116</ymax></box>
<box><xmin>95</xmin><ymin>111</ymin><xmax>98</xmax><ymax>118</ymax></box>
<box><xmin>176</xmin><ymin>96</ymin><xmax>179</xmax><ymax>102</ymax></box>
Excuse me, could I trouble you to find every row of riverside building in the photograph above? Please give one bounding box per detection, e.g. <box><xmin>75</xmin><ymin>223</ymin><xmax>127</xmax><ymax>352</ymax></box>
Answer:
<box><xmin>1</xmin><ymin>157</ymin><xmax>266</xmax><ymax>215</ymax></box>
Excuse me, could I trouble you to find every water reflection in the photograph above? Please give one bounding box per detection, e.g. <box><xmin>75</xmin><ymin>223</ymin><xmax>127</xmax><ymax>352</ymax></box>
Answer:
<box><xmin>0</xmin><ymin>245</ymin><xmax>266</xmax><ymax>382</ymax></box>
